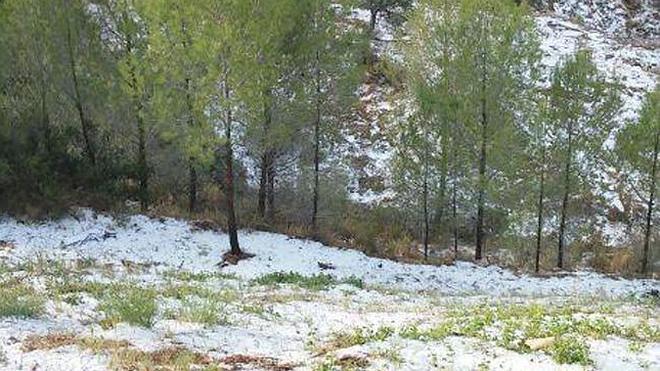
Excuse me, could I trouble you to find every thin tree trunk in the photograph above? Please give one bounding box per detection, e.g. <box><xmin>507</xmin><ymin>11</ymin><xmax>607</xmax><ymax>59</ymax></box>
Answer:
<box><xmin>181</xmin><ymin>19</ymin><xmax>198</xmax><ymax>214</ymax></box>
<box><xmin>558</xmin><ymin>120</ymin><xmax>574</xmax><ymax>270</ymax></box>
<box><xmin>66</xmin><ymin>17</ymin><xmax>95</xmax><ymax>166</ymax></box>
<box><xmin>223</xmin><ymin>69</ymin><xmax>240</xmax><ymax>255</ymax></box>
<box><xmin>267</xmin><ymin>158</ymin><xmax>275</xmax><ymax>220</ymax></box>
<box><xmin>311</xmin><ymin>51</ymin><xmax>321</xmax><ymax>232</ymax></box>
<box><xmin>188</xmin><ymin>157</ymin><xmax>197</xmax><ymax>214</ymax></box>
<box><xmin>642</xmin><ymin>130</ymin><xmax>659</xmax><ymax>274</ymax></box>
<box><xmin>475</xmin><ymin>75</ymin><xmax>488</xmax><ymax>261</ymax></box>
<box><xmin>185</xmin><ymin>75</ymin><xmax>198</xmax><ymax>213</ymax></box>
<box><xmin>535</xmin><ymin>145</ymin><xmax>546</xmax><ymax>273</ymax></box>
<box><xmin>423</xmin><ymin>163</ymin><xmax>430</xmax><ymax>260</ymax></box>
<box><xmin>125</xmin><ymin>37</ymin><xmax>149</xmax><ymax>212</ymax></box>
<box><xmin>258</xmin><ymin>95</ymin><xmax>273</xmax><ymax>220</ymax></box>
<box><xmin>258</xmin><ymin>154</ymin><xmax>268</xmax><ymax>218</ymax></box>
<box><xmin>39</xmin><ymin>75</ymin><xmax>51</xmax><ymax>157</ymax></box>
<box><xmin>452</xmin><ymin>145</ymin><xmax>459</xmax><ymax>257</ymax></box>
<box><xmin>369</xmin><ymin>8</ymin><xmax>377</xmax><ymax>32</ymax></box>
<box><xmin>436</xmin><ymin>122</ymin><xmax>449</xmax><ymax>244</ymax></box>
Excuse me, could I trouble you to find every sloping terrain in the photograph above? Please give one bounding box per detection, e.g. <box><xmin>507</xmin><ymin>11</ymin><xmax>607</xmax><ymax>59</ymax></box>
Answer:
<box><xmin>0</xmin><ymin>210</ymin><xmax>658</xmax><ymax>370</ymax></box>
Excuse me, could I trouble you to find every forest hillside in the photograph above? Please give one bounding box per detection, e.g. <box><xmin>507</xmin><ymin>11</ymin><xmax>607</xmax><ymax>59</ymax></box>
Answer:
<box><xmin>0</xmin><ymin>1</ymin><xmax>659</xmax><ymax>369</ymax></box>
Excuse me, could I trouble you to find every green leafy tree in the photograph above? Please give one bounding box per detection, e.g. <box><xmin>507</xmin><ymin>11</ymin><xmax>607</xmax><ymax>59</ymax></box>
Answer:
<box><xmin>301</xmin><ymin>0</ymin><xmax>368</xmax><ymax>232</ymax></box>
<box><xmin>617</xmin><ymin>86</ymin><xmax>659</xmax><ymax>274</ymax></box>
<box><xmin>549</xmin><ymin>50</ymin><xmax>621</xmax><ymax>269</ymax></box>
<box><xmin>454</xmin><ymin>0</ymin><xmax>540</xmax><ymax>261</ymax></box>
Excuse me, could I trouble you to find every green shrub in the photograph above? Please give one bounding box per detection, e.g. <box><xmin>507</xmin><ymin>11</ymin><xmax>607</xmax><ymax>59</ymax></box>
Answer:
<box><xmin>0</xmin><ymin>284</ymin><xmax>45</xmax><ymax>319</ymax></box>
<box><xmin>550</xmin><ymin>335</ymin><xmax>592</xmax><ymax>365</ymax></box>
<box><xmin>99</xmin><ymin>284</ymin><xmax>157</xmax><ymax>328</ymax></box>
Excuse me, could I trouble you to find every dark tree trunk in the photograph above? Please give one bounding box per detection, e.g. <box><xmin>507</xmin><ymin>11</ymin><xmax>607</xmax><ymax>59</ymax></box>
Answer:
<box><xmin>66</xmin><ymin>18</ymin><xmax>95</xmax><ymax>166</ymax></box>
<box><xmin>267</xmin><ymin>158</ymin><xmax>275</xmax><ymax>220</ymax></box>
<box><xmin>257</xmin><ymin>92</ymin><xmax>273</xmax><ymax>219</ymax></box>
<box><xmin>311</xmin><ymin>51</ymin><xmax>321</xmax><ymax>232</ymax></box>
<box><xmin>188</xmin><ymin>158</ymin><xmax>197</xmax><ymax>214</ymax></box>
<box><xmin>39</xmin><ymin>76</ymin><xmax>51</xmax><ymax>157</ymax></box>
<box><xmin>136</xmin><ymin>109</ymin><xmax>148</xmax><ymax>212</ymax></box>
<box><xmin>126</xmin><ymin>38</ymin><xmax>149</xmax><ymax>212</ymax></box>
<box><xmin>258</xmin><ymin>155</ymin><xmax>268</xmax><ymax>218</ymax></box>
<box><xmin>423</xmin><ymin>142</ymin><xmax>430</xmax><ymax>260</ymax></box>
<box><xmin>475</xmin><ymin>76</ymin><xmax>488</xmax><ymax>261</ymax></box>
<box><xmin>451</xmin><ymin>131</ymin><xmax>459</xmax><ymax>257</ymax></box>
<box><xmin>223</xmin><ymin>74</ymin><xmax>240</xmax><ymax>255</ymax></box>
<box><xmin>185</xmin><ymin>76</ymin><xmax>198</xmax><ymax>214</ymax></box>
<box><xmin>642</xmin><ymin>130</ymin><xmax>659</xmax><ymax>274</ymax></box>
<box><xmin>369</xmin><ymin>9</ymin><xmax>377</xmax><ymax>31</ymax></box>
<box><xmin>558</xmin><ymin>120</ymin><xmax>574</xmax><ymax>270</ymax></box>
<box><xmin>181</xmin><ymin>19</ymin><xmax>198</xmax><ymax>214</ymax></box>
<box><xmin>535</xmin><ymin>145</ymin><xmax>546</xmax><ymax>273</ymax></box>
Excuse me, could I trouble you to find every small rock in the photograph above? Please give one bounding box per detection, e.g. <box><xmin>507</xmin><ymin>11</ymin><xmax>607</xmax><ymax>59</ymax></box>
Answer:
<box><xmin>525</xmin><ymin>337</ymin><xmax>555</xmax><ymax>350</ymax></box>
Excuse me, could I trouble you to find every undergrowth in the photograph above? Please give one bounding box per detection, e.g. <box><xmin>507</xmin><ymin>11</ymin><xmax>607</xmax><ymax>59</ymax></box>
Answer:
<box><xmin>253</xmin><ymin>272</ymin><xmax>363</xmax><ymax>290</ymax></box>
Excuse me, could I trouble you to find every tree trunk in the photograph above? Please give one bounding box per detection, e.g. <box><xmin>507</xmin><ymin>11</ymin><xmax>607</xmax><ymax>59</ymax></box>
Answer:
<box><xmin>558</xmin><ymin>120</ymin><xmax>574</xmax><ymax>270</ymax></box>
<box><xmin>369</xmin><ymin>9</ymin><xmax>377</xmax><ymax>32</ymax></box>
<box><xmin>66</xmin><ymin>17</ymin><xmax>95</xmax><ymax>166</ymax></box>
<box><xmin>126</xmin><ymin>38</ymin><xmax>149</xmax><ymax>212</ymax></box>
<box><xmin>475</xmin><ymin>76</ymin><xmax>488</xmax><ymax>261</ymax></box>
<box><xmin>311</xmin><ymin>51</ymin><xmax>321</xmax><ymax>232</ymax></box>
<box><xmin>423</xmin><ymin>141</ymin><xmax>430</xmax><ymax>260</ymax></box>
<box><xmin>185</xmin><ymin>75</ymin><xmax>198</xmax><ymax>214</ymax></box>
<box><xmin>258</xmin><ymin>154</ymin><xmax>268</xmax><ymax>218</ymax></box>
<box><xmin>39</xmin><ymin>75</ymin><xmax>51</xmax><ymax>157</ymax></box>
<box><xmin>136</xmin><ymin>108</ymin><xmax>148</xmax><ymax>212</ymax></box>
<box><xmin>642</xmin><ymin>130</ymin><xmax>659</xmax><ymax>274</ymax></box>
<box><xmin>222</xmin><ymin>72</ymin><xmax>241</xmax><ymax>256</ymax></box>
<box><xmin>267</xmin><ymin>158</ymin><xmax>275</xmax><ymax>221</ymax></box>
<box><xmin>188</xmin><ymin>158</ymin><xmax>197</xmax><ymax>214</ymax></box>
<box><xmin>257</xmin><ymin>91</ymin><xmax>273</xmax><ymax>219</ymax></box>
<box><xmin>535</xmin><ymin>145</ymin><xmax>546</xmax><ymax>273</ymax></box>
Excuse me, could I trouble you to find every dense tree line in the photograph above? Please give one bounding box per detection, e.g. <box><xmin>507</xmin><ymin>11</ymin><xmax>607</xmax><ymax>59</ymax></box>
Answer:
<box><xmin>0</xmin><ymin>0</ymin><xmax>656</xmax><ymax>272</ymax></box>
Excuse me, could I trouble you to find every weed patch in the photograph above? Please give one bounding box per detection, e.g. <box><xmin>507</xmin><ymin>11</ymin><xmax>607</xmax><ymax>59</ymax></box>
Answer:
<box><xmin>550</xmin><ymin>335</ymin><xmax>592</xmax><ymax>365</ymax></box>
<box><xmin>0</xmin><ymin>283</ymin><xmax>45</xmax><ymax>319</ymax></box>
<box><xmin>253</xmin><ymin>272</ymin><xmax>363</xmax><ymax>291</ymax></box>
<box><xmin>98</xmin><ymin>284</ymin><xmax>157</xmax><ymax>328</ymax></box>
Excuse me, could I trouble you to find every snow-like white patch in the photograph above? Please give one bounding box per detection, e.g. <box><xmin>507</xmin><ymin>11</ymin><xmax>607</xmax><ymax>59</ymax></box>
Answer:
<box><xmin>1</xmin><ymin>209</ymin><xmax>657</xmax><ymax>298</ymax></box>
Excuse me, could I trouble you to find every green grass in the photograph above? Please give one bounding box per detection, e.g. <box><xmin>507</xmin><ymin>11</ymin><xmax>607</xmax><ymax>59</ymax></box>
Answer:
<box><xmin>398</xmin><ymin>302</ymin><xmax>659</xmax><ymax>365</ymax></box>
<box><xmin>167</xmin><ymin>297</ymin><xmax>228</xmax><ymax>326</ymax></box>
<box><xmin>550</xmin><ymin>335</ymin><xmax>592</xmax><ymax>365</ymax></box>
<box><xmin>328</xmin><ymin>326</ymin><xmax>394</xmax><ymax>349</ymax></box>
<box><xmin>47</xmin><ymin>278</ymin><xmax>111</xmax><ymax>298</ymax></box>
<box><xmin>253</xmin><ymin>272</ymin><xmax>363</xmax><ymax>291</ymax></box>
<box><xmin>163</xmin><ymin>269</ymin><xmax>237</xmax><ymax>282</ymax></box>
<box><xmin>0</xmin><ymin>283</ymin><xmax>45</xmax><ymax>319</ymax></box>
<box><xmin>98</xmin><ymin>284</ymin><xmax>157</xmax><ymax>328</ymax></box>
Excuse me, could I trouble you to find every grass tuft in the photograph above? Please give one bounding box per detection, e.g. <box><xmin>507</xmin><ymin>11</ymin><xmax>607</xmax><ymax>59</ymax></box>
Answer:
<box><xmin>253</xmin><ymin>272</ymin><xmax>363</xmax><ymax>291</ymax></box>
<box><xmin>98</xmin><ymin>284</ymin><xmax>157</xmax><ymax>328</ymax></box>
<box><xmin>0</xmin><ymin>283</ymin><xmax>45</xmax><ymax>319</ymax></box>
<box><xmin>550</xmin><ymin>334</ymin><xmax>592</xmax><ymax>365</ymax></box>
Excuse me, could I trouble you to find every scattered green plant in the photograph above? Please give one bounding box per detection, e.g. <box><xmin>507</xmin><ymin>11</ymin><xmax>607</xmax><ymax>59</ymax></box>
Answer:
<box><xmin>0</xmin><ymin>283</ymin><xmax>45</xmax><ymax>318</ymax></box>
<box><xmin>550</xmin><ymin>334</ymin><xmax>592</xmax><ymax>365</ymax></box>
<box><xmin>253</xmin><ymin>272</ymin><xmax>363</xmax><ymax>291</ymax></box>
<box><xmin>98</xmin><ymin>284</ymin><xmax>157</xmax><ymax>328</ymax></box>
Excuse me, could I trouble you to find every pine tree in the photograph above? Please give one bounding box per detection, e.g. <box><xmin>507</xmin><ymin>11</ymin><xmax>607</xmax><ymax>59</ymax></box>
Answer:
<box><xmin>453</xmin><ymin>0</ymin><xmax>540</xmax><ymax>261</ymax></box>
<box><xmin>549</xmin><ymin>50</ymin><xmax>621</xmax><ymax>269</ymax></box>
<box><xmin>302</xmin><ymin>0</ymin><xmax>367</xmax><ymax>232</ymax></box>
<box><xmin>617</xmin><ymin>86</ymin><xmax>659</xmax><ymax>274</ymax></box>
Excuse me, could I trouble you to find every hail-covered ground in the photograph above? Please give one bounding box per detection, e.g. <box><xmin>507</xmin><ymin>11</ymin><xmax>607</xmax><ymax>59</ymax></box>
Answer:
<box><xmin>0</xmin><ymin>209</ymin><xmax>658</xmax><ymax>370</ymax></box>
